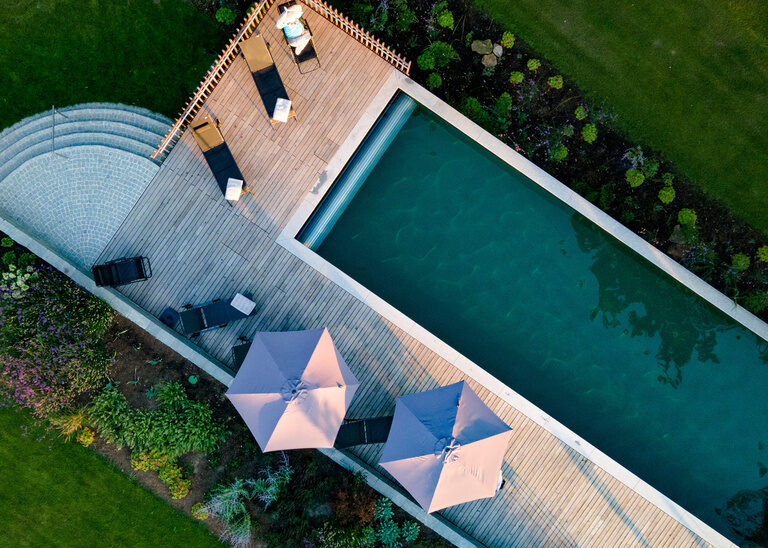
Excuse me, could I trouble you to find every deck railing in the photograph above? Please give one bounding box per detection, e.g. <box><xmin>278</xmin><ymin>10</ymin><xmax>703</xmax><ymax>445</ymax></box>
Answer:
<box><xmin>151</xmin><ymin>0</ymin><xmax>276</xmax><ymax>161</ymax></box>
<box><xmin>151</xmin><ymin>0</ymin><xmax>411</xmax><ymax>161</ymax></box>
<box><xmin>300</xmin><ymin>0</ymin><xmax>411</xmax><ymax>75</ymax></box>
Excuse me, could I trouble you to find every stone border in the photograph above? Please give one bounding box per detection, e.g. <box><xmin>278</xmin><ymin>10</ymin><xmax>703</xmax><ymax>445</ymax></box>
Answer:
<box><xmin>0</xmin><ymin>211</ymin><xmax>478</xmax><ymax>548</ymax></box>
<box><xmin>279</xmin><ymin>70</ymin><xmax>744</xmax><ymax>548</ymax></box>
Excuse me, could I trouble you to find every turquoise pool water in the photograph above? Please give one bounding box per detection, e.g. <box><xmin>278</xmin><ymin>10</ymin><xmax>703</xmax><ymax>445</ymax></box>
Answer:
<box><xmin>307</xmin><ymin>100</ymin><xmax>768</xmax><ymax>540</ymax></box>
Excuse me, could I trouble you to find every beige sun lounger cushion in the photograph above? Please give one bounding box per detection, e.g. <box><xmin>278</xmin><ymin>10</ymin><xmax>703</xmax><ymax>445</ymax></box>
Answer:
<box><xmin>241</xmin><ymin>34</ymin><xmax>274</xmax><ymax>73</ymax></box>
<box><xmin>190</xmin><ymin>115</ymin><xmax>225</xmax><ymax>152</ymax></box>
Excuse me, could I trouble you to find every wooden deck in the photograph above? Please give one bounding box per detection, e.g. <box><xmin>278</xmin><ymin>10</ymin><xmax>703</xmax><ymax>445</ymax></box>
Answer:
<box><xmin>100</xmin><ymin>4</ymin><xmax>713</xmax><ymax>547</ymax></box>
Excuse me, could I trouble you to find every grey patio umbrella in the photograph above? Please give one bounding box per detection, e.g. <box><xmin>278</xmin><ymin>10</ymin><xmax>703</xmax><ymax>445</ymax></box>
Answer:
<box><xmin>379</xmin><ymin>381</ymin><xmax>512</xmax><ymax>512</ymax></box>
<box><xmin>226</xmin><ymin>328</ymin><xmax>359</xmax><ymax>452</ymax></box>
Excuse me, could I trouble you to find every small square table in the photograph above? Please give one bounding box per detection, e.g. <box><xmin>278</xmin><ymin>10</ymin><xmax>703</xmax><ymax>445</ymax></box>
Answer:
<box><xmin>230</xmin><ymin>293</ymin><xmax>256</xmax><ymax>315</ymax></box>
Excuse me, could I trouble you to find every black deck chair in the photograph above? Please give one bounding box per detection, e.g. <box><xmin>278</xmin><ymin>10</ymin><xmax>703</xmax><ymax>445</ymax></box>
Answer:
<box><xmin>334</xmin><ymin>416</ymin><xmax>393</xmax><ymax>449</ymax></box>
<box><xmin>240</xmin><ymin>33</ymin><xmax>297</xmax><ymax>124</ymax></box>
<box><xmin>278</xmin><ymin>1</ymin><xmax>320</xmax><ymax>74</ymax></box>
<box><xmin>179</xmin><ymin>298</ymin><xmax>251</xmax><ymax>337</ymax></box>
<box><xmin>92</xmin><ymin>256</ymin><xmax>151</xmax><ymax>287</ymax></box>
<box><xmin>190</xmin><ymin>116</ymin><xmax>245</xmax><ymax>197</ymax></box>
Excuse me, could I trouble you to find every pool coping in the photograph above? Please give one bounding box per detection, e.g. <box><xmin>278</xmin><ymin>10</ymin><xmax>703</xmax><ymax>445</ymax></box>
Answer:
<box><xmin>279</xmin><ymin>69</ymin><xmax>752</xmax><ymax>548</ymax></box>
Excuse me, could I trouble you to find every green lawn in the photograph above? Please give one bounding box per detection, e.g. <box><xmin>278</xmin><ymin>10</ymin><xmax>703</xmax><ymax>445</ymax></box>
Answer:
<box><xmin>0</xmin><ymin>408</ymin><xmax>222</xmax><ymax>547</ymax></box>
<box><xmin>0</xmin><ymin>0</ymin><xmax>227</xmax><ymax>129</ymax></box>
<box><xmin>474</xmin><ymin>0</ymin><xmax>768</xmax><ymax>232</ymax></box>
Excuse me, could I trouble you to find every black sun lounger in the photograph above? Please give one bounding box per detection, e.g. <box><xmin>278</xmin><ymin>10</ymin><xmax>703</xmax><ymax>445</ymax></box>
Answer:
<box><xmin>92</xmin><ymin>256</ymin><xmax>152</xmax><ymax>287</ymax></box>
<box><xmin>179</xmin><ymin>297</ymin><xmax>252</xmax><ymax>338</ymax></box>
<box><xmin>334</xmin><ymin>416</ymin><xmax>394</xmax><ymax>449</ymax></box>
<box><xmin>278</xmin><ymin>1</ymin><xmax>320</xmax><ymax>73</ymax></box>
<box><xmin>240</xmin><ymin>34</ymin><xmax>296</xmax><ymax>124</ymax></box>
<box><xmin>190</xmin><ymin>115</ymin><xmax>245</xmax><ymax>196</ymax></box>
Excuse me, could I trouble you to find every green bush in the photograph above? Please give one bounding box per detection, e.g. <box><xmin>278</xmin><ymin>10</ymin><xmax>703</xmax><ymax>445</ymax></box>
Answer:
<box><xmin>425</xmin><ymin>72</ymin><xmax>442</xmax><ymax>89</ymax></box>
<box><xmin>757</xmin><ymin>245</ymin><xmax>768</xmax><ymax>263</ymax></box>
<box><xmin>662</xmin><ymin>172</ymin><xmax>674</xmax><ymax>186</ymax></box>
<box><xmin>509</xmin><ymin>71</ymin><xmax>523</xmax><ymax>84</ymax></box>
<box><xmin>643</xmin><ymin>159</ymin><xmax>659</xmax><ymax>178</ymax></box>
<box><xmin>551</xmin><ymin>144</ymin><xmax>568</xmax><ymax>161</ymax></box>
<box><xmin>575</xmin><ymin>106</ymin><xmax>587</xmax><ymax>120</ymax></box>
<box><xmin>741</xmin><ymin>292</ymin><xmax>768</xmax><ymax>314</ymax></box>
<box><xmin>527</xmin><ymin>58</ymin><xmax>541</xmax><ymax>71</ymax></box>
<box><xmin>18</xmin><ymin>252</ymin><xmax>36</xmax><ymax>269</ymax></box>
<box><xmin>416</xmin><ymin>51</ymin><xmax>435</xmax><ymax>71</ymax></box>
<box><xmin>678</xmin><ymin>208</ymin><xmax>698</xmax><ymax>226</ymax></box>
<box><xmin>192</xmin><ymin>502</ymin><xmax>209</xmax><ymax>520</ymax></box>
<box><xmin>582</xmin><ymin>123</ymin><xmax>598</xmax><ymax>144</ymax></box>
<box><xmin>731</xmin><ymin>253</ymin><xmax>750</xmax><ymax>272</ymax></box>
<box><xmin>88</xmin><ymin>388</ymin><xmax>131</xmax><ymax>446</ymax></box>
<box><xmin>547</xmin><ymin>75</ymin><xmax>563</xmax><ymax>89</ymax></box>
<box><xmin>423</xmin><ymin>41</ymin><xmax>458</xmax><ymax>68</ymax></box>
<box><xmin>501</xmin><ymin>31</ymin><xmax>515</xmax><ymax>48</ymax></box>
<box><xmin>461</xmin><ymin>96</ymin><xmax>488</xmax><ymax>124</ymax></box>
<box><xmin>391</xmin><ymin>0</ymin><xmax>416</xmax><ymax>32</ymax></box>
<box><xmin>494</xmin><ymin>92</ymin><xmax>513</xmax><ymax>119</ymax></box>
<box><xmin>562</xmin><ymin>124</ymin><xmax>574</xmax><ymax>137</ymax></box>
<box><xmin>436</xmin><ymin>10</ymin><xmax>454</xmax><ymax>30</ymax></box>
<box><xmin>625</xmin><ymin>168</ymin><xmax>645</xmax><ymax>188</ymax></box>
<box><xmin>76</xmin><ymin>427</ymin><xmax>95</xmax><ymax>447</ymax></box>
<box><xmin>2</xmin><ymin>251</ymin><xmax>17</xmax><ymax>267</ymax></box>
<box><xmin>215</xmin><ymin>7</ymin><xmax>236</xmax><ymax>25</ymax></box>
<box><xmin>1</xmin><ymin>237</ymin><xmax>13</xmax><ymax>248</ymax></box>
<box><xmin>658</xmin><ymin>185</ymin><xmax>676</xmax><ymax>204</ymax></box>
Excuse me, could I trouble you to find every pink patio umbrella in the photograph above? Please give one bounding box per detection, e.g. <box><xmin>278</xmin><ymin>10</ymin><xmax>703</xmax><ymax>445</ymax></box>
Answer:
<box><xmin>226</xmin><ymin>328</ymin><xmax>359</xmax><ymax>452</ymax></box>
<box><xmin>379</xmin><ymin>381</ymin><xmax>512</xmax><ymax>513</ymax></box>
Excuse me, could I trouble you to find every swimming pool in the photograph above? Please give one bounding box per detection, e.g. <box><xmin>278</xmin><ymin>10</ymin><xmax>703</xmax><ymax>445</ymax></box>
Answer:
<box><xmin>298</xmin><ymin>94</ymin><xmax>768</xmax><ymax>540</ymax></box>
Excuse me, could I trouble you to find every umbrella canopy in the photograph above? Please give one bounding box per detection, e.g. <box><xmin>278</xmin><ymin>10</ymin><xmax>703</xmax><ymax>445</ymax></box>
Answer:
<box><xmin>226</xmin><ymin>328</ymin><xmax>359</xmax><ymax>452</ymax></box>
<box><xmin>379</xmin><ymin>381</ymin><xmax>512</xmax><ymax>512</ymax></box>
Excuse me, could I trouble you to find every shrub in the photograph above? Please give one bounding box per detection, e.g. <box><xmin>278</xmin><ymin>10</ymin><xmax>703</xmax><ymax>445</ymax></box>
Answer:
<box><xmin>1</xmin><ymin>237</ymin><xmax>13</xmax><ymax>248</ymax></box>
<box><xmin>88</xmin><ymin>388</ymin><xmax>131</xmax><ymax>446</ymax></box>
<box><xmin>423</xmin><ymin>41</ymin><xmax>458</xmax><ymax>68</ymax></box>
<box><xmin>416</xmin><ymin>51</ymin><xmax>435</xmax><ymax>71</ymax></box>
<box><xmin>551</xmin><ymin>144</ymin><xmax>568</xmax><ymax>161</ymax></box>
<box><xmin>18</xmin><ymin>252</ymin><xmax>36</xmax><ymax>269</ymax></box>
<box><xmin>623</xmin><ymin>145</ymin><xmax>645</xmax><ymax>169</ymax></box>
<box><xmin>249</xmin><ymin>457</ymin><xmax>293</xmax><ymax>509</ymax></box>
<box><xmin>2</xmin><ymin>251</ymin><xmax>16</xmax><ymax>267</ymax></box>
<box><xmin>562</xmin><ymin>124</ymin><xmax>574</xmax><ymax>137</ymax></box>
<box><xmin>625</xmin><ymin>168</ymin><xmax>645</xmax><ymax>188</ymax></box>
<box><xmin>204</xmin><ymin>478</ymin><xmax>253</xmax><ymax>547</ymax></box>
<box><xmin>582</xmin><ymin>123</ymin><xmax>598</xmax><ymax>144</ymax></box>
<box><xmin>732</xmin><ymin>253</ymin><xmax>750</xmax><ymax>272</ymax></box>
<box><xmin>192</xmin><ymin>502</ymin><xmax>209</xmax><ymax>520</ymax></box>
<box><xmin>76</xmin><ymin>427</ymin><xmax>95</xmax><ymax>447</ymax></box>
<box><xmin>527</xmin><ymin>58</ymin><xmax>541</xmax><ymax>71</ymax></box>
<box><xmin>215</xmin><ymin>7</ymin><xmax>236</xmax><ymax>25</ymax></box>
<box><xmin>391</xmin><ymin>0</ymin><xmax>416</xmax><ymax>32</ymax></box>
<box><xmin>461</xmin><ymin>96</ymin><xmax>487</xmax><ymax>124</ymax></box>
<box><xmin>658</xmin><ymin>185</ymin><xmax>676</xmax><ymax>204</ymax></box>
<box><xmin>465</xmin><ymin>31</ymin><xmax>473</xmax><ymax>48</ymax></box>
<box><xmin>436</xmin><ymin>10</ymin><xmax>454</xmax><ymax>30</ymax></box>
<box><xmin>757</xmin><ymin>245</ymin><xmax>768</xmax><ymax>263</ymax></box>
<box><xmin>741</xmin><ymin>292</ymin><xmax>768</xmax><ymax>314</ymax></box>
<box><xmin>643</xmin><ymin>159</ymin><xmax>659</xmax><ymax>178</ymax></box>
<box><xmin>509</xmin><ymin>71</ymin><xmax>523</xmax><ymax>84</ymax></box>
<box><xmin>678</xmin><ymin>208</ymin><xmax>698</xmax><ymax>226</ymax></box>
<box><xmin>425</xmin><ymin>72</ymin><xmax>442</xmax><ymax>89</ymax></box>
<box><xmin>662</xmin><ymin>172</ymin><xmax>674</xmax><ymax>186</ymax></box>
<box><xmin>547</xmin><ymin>75</ymin><xmax>563</xmax><ymax>89</ymax></box>
<box><xmin>575</xmin><ymin>106</ymin><xmax>587</xmax><ymax>120</ymax></box>
<box><xmin>169</xmin><ymin>478</ymin><xmax>191</xmax><ymax>500</ymax></box>
<box><xmin>157</xmin><ymin>381</ymin><xmax>187</xmax><ymax>409</ymax></box>
<box><xmin>493</xmin><ymin>92</ymin><xmax>513</xmax><ymax>119</ymax></box>
<box><xmin>501</xmin><ymin>31</ymin><xmax>515</xmax><ymax>48</ymax></box>
<box><xmin>371</xmin><ymin>498</ymin><xmax>419</xmax><ymax>547</ymax></box>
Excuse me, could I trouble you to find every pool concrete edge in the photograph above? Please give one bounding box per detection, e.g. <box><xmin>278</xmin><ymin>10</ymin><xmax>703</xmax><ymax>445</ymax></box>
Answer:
<box><xmin>280</xmin><ymin>70</ymin><xmax>744</xmax><ymax>548</ymax></box>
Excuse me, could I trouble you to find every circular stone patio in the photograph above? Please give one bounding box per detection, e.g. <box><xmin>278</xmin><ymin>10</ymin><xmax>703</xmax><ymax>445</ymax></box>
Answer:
<box><xmin>0</xmin><ymin>104</ymin><xmax>170</xmax><ymax>268</ymax></box>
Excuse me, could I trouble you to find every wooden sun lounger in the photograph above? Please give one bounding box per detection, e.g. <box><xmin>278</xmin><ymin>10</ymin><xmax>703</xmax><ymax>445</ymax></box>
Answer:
<box><xmin>190</xmin><ymin>115</ymin><xmax>245</xmax><ymax>196</ymax></box>
<box><xmin>278</xmin><ymin>1</ymin><xmax>320</xmax><ymax>74</ymax></box>
<box><xmin>240</xmin><ymin>34</ymin><xmax>296</xmax><ymax>124</ymax></box>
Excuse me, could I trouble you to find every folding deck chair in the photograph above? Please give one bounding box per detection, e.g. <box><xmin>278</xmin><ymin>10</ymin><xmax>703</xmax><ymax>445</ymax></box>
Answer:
<box><xmin>92</xmin><ymin>256</ymin><xmax>152</xmax><ymax>287</ymax></box>
<box><xmin>334</xmin><ymin>416</ymin><xmax>394</xmax><ymax>449</ymax></box>
<box><xmin>277</xmin><ymin>1</ymin><xmax>320</xmax><ymax>74</ymax></box>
